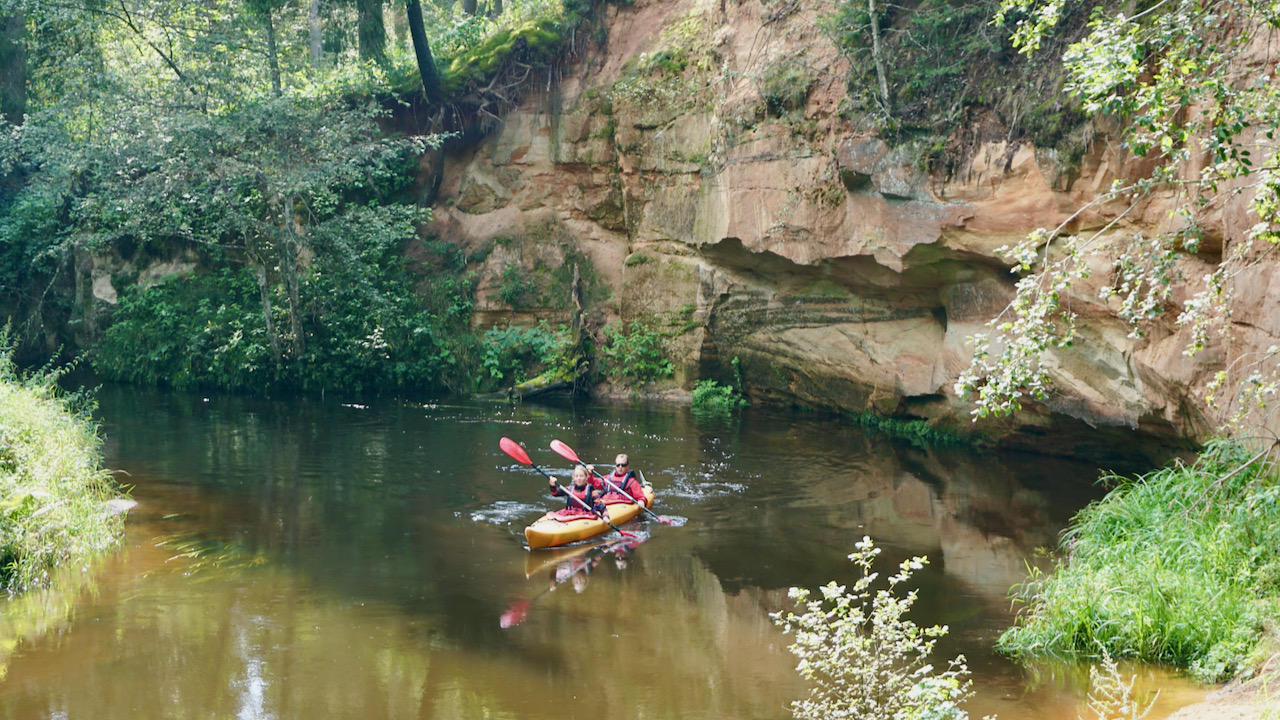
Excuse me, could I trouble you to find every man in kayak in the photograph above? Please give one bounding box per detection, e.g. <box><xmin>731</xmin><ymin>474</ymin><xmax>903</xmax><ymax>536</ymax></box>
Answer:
<box><xmin>550</xmin><ymin>465</ymin><xmax>606</xmax><ymax>517</ymax></box>
<box><xmin>600</xmin><ymin>453</ymin><xmax>647</xmax><ymax>507</ymax></box>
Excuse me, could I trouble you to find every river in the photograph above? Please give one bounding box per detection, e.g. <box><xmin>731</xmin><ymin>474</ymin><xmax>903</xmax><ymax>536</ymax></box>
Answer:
<box><xmin>0</xmin><ymin>385</ymin><xmax>1206</xmax><ymax>719</ymax></box>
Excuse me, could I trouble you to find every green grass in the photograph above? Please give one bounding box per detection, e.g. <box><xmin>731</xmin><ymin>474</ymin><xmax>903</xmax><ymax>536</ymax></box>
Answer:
<box><xmin>998</xmin><ymin>439</ymin><xmax>1280</xmax><ymax>682</ymax></box>
<box><xmin>0</xmin><ymin>354</ymin><xmax>125</xmax><ymax>591</ymax></box>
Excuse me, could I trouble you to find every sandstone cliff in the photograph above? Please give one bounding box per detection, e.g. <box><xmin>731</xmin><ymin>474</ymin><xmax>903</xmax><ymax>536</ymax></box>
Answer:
<box><xmin>428</xmin><ymin>0</ymin><xmax>1272</xmax><ymax>459</ymax></box>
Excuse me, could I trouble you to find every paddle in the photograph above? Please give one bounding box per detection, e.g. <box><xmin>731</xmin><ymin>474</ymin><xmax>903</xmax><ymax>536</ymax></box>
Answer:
<box><xmin>549</xmin><ymin>439</ymin><xmax>674</xmax><ymax>525</ymax></box>
<box><xmin>498</xmin><ymin>437</ymin><xmax>634</xmax><ymax>540</ymax></box>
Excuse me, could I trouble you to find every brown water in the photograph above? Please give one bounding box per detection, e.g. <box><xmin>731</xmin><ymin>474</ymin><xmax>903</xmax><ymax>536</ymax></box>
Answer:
<box><xmin>0</xmin><ymin>386</ymin><xmax>1206</xmax><ymax>719</ymax></box>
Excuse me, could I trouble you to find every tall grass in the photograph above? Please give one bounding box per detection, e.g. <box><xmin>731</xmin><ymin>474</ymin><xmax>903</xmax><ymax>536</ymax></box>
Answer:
<box><xmin>999</xmin><ymin>439</ymin><xmax>1280</xmax><ymax>682</ymax></box>
<box><xmin>0</xmin><ymin>353</ymin><xmax>125</xmax><ymax>591</ymax></box>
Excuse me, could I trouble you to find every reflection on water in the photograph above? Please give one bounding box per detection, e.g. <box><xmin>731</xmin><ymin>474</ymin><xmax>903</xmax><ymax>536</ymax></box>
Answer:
<box><xmin>0</xmin><ymin>387</ymin><xmax>1206</xmax><ymax>719</ymax></box>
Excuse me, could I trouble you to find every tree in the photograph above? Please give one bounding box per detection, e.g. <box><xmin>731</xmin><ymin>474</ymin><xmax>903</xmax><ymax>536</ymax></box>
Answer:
<box><xmin>357</xmin><ymin>0</ymin><xmax>385</xmax><ymax>61</ymax></box>
<box><xmin>958</xmin><ymin>0</ymin><xmax>1280</xmax><ymax>434</ymax></box>
<box><xmin>405</xmin><ymin>0</ymin><xmax>443</xmax><ymax>106</ymax></box>
<box><xmin>0</xmin><ymin>12</ymin><xmax>24</xmax><ymax>124</ymax></box>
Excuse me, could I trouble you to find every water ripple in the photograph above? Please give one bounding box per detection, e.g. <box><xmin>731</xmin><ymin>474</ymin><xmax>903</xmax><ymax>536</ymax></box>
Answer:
<box><xmin>468</xmin><ymin>501</ymin><xmax>544</xmax><ymax>525</ymax></box>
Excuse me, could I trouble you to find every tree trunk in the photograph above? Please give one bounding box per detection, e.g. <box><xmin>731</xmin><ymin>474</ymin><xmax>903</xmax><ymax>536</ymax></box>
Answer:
<box><xmin>308</xmin><ymin>0</ymin><xmax>322</xmax><ymax>66</ymax></box>
<box><xmin>263</xmin><ymin>8</ymin><xmax>282</xmax><ymax>96</ymax></box>
<box><xmin>248</xmin><ymin>249</ymin><xmax>283</xmax><ymax>363</ymax></box>
<box><xmin>405</xmin><ymin>0</ymin><xmax>443</xmax><ymax>106</ymax></box>
<box><xmin>461</xmin><ymin>0</ymin><xmax>477</xmax><ymax>15</ymax></box>
<box><xmin>0</xmin><ymin>13</ymin><xmax>26</xmax><ymax>125</ymax></box>
<box><xmin>490</xmin><ymin>0</ymin><xmax>502</xmax><ymax>17</ymax></box>
<box><xmin>358</xmin><ymin>0</ymin><xmax>386</xmax><ymax>62</ymax></box>
<box><xmin>867</xmin><ymin>0</ymin><xmax>890</xmax><ymax>114</ymax></box>
<box><xmin>390</xmin><ymin>2</ymin><xmax>408</xmax><ymax>49</ymax></box>
<box><xmin>281</xmin><ymin>199</ymin><xmax>305</xmax><ymax>358</ymax></box>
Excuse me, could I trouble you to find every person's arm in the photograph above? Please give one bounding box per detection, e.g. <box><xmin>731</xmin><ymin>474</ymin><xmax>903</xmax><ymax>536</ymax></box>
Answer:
<box><xmin>626</xmin><ymin>475</ymin><xmax>644</xmax><ymax>504</ymax></box>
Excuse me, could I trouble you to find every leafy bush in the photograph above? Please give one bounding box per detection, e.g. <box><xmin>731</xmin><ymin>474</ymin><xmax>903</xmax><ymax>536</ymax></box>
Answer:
<box><xmin>691</xmin><ymin>379</ymin><xmax>748</xmax><ymax>413</ymax></box>
<box><xmin>0</xmin><ymin>347</ymin><xmax>125</xmax><ymax>591</ymax></box>
<box><xmin>497</xmin><ymin>262</ymin><xmax>536</xmax><ymax>307</ymax></box>
<box><xmin>756</xmin><ymin>60</ymin><xmax>814</xmax><ymax>116</ymax></box>
<box><xmin>92</xmin><ymin>235</ymin><xmax>474</xmax><ymax>397</ymax></box>
<box><xmin>998</xmin><ymin>439</ymin><xmax>1280</xmax><ymax>682</ymax></box>
<box><xmin>91</xmin><ymin>269</ymin><xmax>274</xmax><ymax>390</ymax></box>
<box><xmin>479</xmin><ymin>322</ymin><xmax>575</xmax><ymax>389</ymax></box>
<box><xmin>598</xmin><ymin>321</ymin><xmax>672</xmax><ymax>386</ymax></box>
<box><xmin>771</xmin><ymin>537</ymin><xmax>977</xmax><ymax>720</ymax></box>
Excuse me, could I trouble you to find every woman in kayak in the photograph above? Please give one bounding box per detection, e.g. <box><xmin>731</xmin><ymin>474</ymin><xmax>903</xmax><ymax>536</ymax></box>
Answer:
<box><xmin>550</xmin><ymin>465</ymin><xmax>606</xmax><ymax>516</ymax></box>
<box><xmin>600</xmin><ymin>453</ymin><xmax>647</xmax><ymax>507</ymax></box>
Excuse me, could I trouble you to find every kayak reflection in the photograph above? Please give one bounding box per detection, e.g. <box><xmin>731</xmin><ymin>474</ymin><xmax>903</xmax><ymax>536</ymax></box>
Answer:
<box><xmin>500</xmin><ymin>536</ymin><xmax>646</xmax><ymax>628</ymax></box>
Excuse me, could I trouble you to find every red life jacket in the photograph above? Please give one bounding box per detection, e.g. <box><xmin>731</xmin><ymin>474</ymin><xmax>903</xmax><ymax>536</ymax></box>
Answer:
<box><xmin>602</xmin><ymin>469</ymin><xmax>645</xmax><ymax>505</ymax></box>
<box><xmin>551</xmin><ymin>481</ymin><xmax>600</xmax><ymax>514</ymax></box>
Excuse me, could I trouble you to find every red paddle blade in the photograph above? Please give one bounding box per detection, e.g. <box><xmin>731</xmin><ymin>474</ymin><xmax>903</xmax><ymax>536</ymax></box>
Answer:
<box><xmin>549</xmin><ymin>439</ymin><xmax>581</xmax><ymax>464</ymax></box>
<box><xmin>500</xmin><ymin>599</ymin><xmax>532</xmax><ymax>628</ymax></box>
<box><xmin>499</xmin><ymin>437</ymin><xmax>532</xmax><ymax>466</ymax></box>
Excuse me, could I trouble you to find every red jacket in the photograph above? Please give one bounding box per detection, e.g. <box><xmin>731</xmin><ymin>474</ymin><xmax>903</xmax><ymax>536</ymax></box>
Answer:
<box><xmin>551</xmin><ymin>481</ymin><xmax>604</xmax><ymax>514</ymax></box>
<box><xmin>601</xmin><ymin>469</ymin><xmax>646</xmax><ymax>506</ymax></box>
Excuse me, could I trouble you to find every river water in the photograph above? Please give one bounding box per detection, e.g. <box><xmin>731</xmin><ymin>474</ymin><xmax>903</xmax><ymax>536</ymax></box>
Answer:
<box><xmin>0</xmin><ymin>386</ymin><xmax>1206</xmax><ymax>719</ymax></box>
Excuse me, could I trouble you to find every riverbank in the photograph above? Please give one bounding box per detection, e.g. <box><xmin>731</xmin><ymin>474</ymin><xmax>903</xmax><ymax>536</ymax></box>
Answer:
<box><xmin>1166</xmin><ymin>666</ymin><xmax>1277</xmax><ymax>720</ymax></box>
<box><xmin>0</xmin><ymin>356</ymin><xmax>126</xmax><ymax>590</ymax></box>
<box><xmin>999</xmin><ymin>440</ymin><xmax>1280</xmax><ymax>684</ymax></box>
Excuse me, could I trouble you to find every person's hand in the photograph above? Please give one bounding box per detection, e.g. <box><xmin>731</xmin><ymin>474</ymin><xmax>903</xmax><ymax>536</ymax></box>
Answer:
<box><xmin>548</xmin><ymin>477</ymin><xmax>556</xmax><ymax>487</ymax></box>
<box><xmin>586</xmin><ymin>464</ymin><xmax>595</xmax><ymax>473</ymax></box>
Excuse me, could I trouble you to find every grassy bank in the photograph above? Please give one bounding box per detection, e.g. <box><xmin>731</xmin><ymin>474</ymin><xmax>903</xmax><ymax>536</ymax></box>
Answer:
<box><xmin>998</xmin><ymin>439</ymin><xmax>1280</xmax><ymax>682</ymax></box>
<box><xmin>0</xmin><ymin>357</ymin><xmax>125</xmax><ymax>591</ymax></box>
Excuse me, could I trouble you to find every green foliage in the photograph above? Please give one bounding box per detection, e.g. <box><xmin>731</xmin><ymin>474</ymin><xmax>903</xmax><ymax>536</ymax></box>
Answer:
<box><xmin>497</xmin><ymin>262</ymin><xmax>536</xmax><ymax>307</ymax></box>
<box><xmin>0</xmin><ymin>344</ymin><xmax>125</xmax><ymax>591</ymax></box>
<box><xmin>960</xmin><ymin>0</ymin><xmax>1280</xmax><ymax>429</ymax></box>
<box><xmin>691</xmin><ymin>379</ymin><xmax>748</xmax><ymax>413</ymax></box>
<box><xmin>850</xmin><ymin>413</ymin><xmax>969</xmax><ymax>448</ymax></box>
<box><xmin>608</xmin><ymin>11</ymin><xmax>712</xmax><ymax>116</ymax></box>
<box><xmin>478</xmin><ymin>322</ymin><xmax>574</xmax><ymax>389</ymax></box>
<box><xmin>824</xmin><ymin>0</ymin><xmax>1086</xmax><ymax>145</ymax></box>
<box><xmin>92</xmin><ymin>245</ymin><xmax>469</xmax><ymax>396</ymax></box>
<box><xmin>998</xmin><ymin>439</ymin><xmax>1280</xmax><ymax>681</ymax></box>
<box><xmin>599</xmin><ymin>320</ymin><xmax>672</xmax><ymax>386</ymax></box>
<box><xmin>755</xmin><ymin>59</ymin><xmax>814</xmax><ymax>117</ymax></box>
<box><xmin>92</xmin><ymin>270</ymin><xmax>272</xmax><ymax>390</ymax></box>
<box><xmin>772</xmin><ymin>537</ymin><xmax>978</xmax><ymax>720</ymax></box>
<box><xmin>440</xmin><ymin>17</ymin><xmax>564</xmax><ymax>95</ymax></box>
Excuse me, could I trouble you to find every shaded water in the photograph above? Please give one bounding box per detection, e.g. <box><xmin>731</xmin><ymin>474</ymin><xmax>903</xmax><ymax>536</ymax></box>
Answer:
<box><xmin>0</xmin><ymin>387</ymin><xmax>1206</xmax><ymax>719</ymax></box>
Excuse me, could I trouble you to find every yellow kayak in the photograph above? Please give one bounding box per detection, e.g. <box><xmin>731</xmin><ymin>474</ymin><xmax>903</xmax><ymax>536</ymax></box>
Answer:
<box><xmin>524</xmin><ymin>485</ymin><xmax>654</xmax><ymax>549</ymax></box>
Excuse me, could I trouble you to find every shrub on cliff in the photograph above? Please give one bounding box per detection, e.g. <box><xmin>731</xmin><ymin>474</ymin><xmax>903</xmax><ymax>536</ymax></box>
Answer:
<box><xmin>598</xmin><ymin>321</ymin><xmax>673</xmax><ymax>388</ymax></box>
<box><xmin>0</xmin><ymin>352</ymin><xmax>125</xmax><ymax>591</ymax></box>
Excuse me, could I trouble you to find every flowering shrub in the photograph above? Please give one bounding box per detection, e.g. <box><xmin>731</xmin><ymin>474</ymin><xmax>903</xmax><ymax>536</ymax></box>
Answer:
<box><xmin>771</xmin><ymin>537</ymin><xmax>978</xmax><ymax>720</ymax></box>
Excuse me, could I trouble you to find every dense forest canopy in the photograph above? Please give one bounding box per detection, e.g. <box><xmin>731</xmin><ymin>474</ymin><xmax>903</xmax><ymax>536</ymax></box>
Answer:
<box><xmin>0</xmin><ymin>0</ymin><xmax>590</xmax><ymax>395</ymax></box>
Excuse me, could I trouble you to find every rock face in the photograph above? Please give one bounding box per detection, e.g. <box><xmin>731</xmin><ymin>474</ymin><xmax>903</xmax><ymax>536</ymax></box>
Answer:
<box><xmin>432</xmin><ymin>0</ymin><xmax>1270</xmax><ymax>457</ymax></box>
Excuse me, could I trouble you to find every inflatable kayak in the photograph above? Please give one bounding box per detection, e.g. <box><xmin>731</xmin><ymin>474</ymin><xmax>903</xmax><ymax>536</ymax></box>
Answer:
<box><xmin>524</xmin><ymin>484</ymin><xmax>654</xmax><ymax>549</ymax></box>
